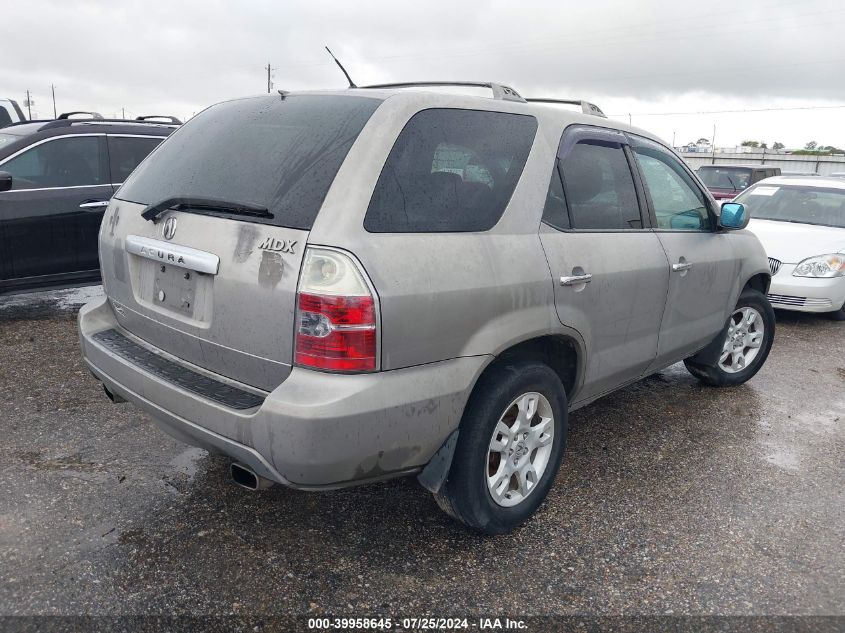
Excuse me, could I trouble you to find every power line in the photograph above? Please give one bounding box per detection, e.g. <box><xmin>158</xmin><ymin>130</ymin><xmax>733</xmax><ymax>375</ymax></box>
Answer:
<box><xmin>609</xmin><ymin>104</ymin><xmax>845</xmax><ymax>117</ymax></box>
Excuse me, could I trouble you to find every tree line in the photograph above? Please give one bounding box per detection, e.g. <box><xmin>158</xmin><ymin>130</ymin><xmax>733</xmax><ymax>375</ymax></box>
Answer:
<box><xmin>739</xmin><ymin>140</ymin><xmax>843</xmax><ymax>154</ymax></box>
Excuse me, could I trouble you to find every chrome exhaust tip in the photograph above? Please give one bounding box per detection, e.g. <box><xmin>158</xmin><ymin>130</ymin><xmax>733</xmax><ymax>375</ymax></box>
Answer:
<box><xmin>230</xmin><ymin>462</ymin><xmax>274</xmax><ymax>491</ymax></box>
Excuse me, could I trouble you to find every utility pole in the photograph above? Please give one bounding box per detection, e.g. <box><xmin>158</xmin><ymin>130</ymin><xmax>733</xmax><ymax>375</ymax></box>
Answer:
<box><xmin>122</xmin><ymin>107</ymin><xmax>125</xmax><ymax>119</ymax></box>
<box><xmin>51</xmin><ymin>85</ymin><xmax>57</xmax><ymax>118</ymax></box>
<box><xmin>711</xmin><ymin>124</ymin><xmax>717</xmax><ymax>165</ymax></box>
<box><xmin>25</xmin><ymin>89</ymin><xmax>32</xmax><ymax>119</ymax></box>
<box><xmin>266</xmin><ymin>63</ymin><xmax>272</xmax><ymax>93</ymax></box>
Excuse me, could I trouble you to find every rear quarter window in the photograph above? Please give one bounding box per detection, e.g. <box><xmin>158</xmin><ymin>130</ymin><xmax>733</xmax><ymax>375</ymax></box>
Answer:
<box><xmin>107</xmin><ymin>136</ymin><xmax>163</xmax><ymax>183</ymax></box>
<box><xmin>364</xmin><ymin>109</ymin><xmax>537</xmax><ymax>232</ymax></box>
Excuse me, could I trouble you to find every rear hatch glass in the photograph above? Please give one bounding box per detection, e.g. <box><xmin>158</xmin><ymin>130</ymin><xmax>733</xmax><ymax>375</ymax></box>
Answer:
<box><xmin>115</xmin><ymin>94</ymin><xmax>382</xmax><ymax>229</ymax></box>
<box><xmin>698</xmin><ymin>167</ymin><xmax>753</xmax><ymax>193</ymax></box>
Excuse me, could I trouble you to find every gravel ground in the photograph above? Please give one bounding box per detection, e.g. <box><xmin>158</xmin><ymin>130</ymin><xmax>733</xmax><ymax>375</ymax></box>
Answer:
<box><xmin>0</xmin><ymin>286</ymin><xmax>843</xmax><ymax>630</ymax></box>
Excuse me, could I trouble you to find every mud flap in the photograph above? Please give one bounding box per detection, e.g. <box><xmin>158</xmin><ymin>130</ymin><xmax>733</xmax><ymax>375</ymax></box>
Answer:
<box><xmin>687</xmin><ymin>319</ymin><xmax>730</xmax><ymax>366</ymax></box>
<box><xmin>417</xmin><ymin>430</ymin><xmax>459</xmax><ymax>494</ymax></box>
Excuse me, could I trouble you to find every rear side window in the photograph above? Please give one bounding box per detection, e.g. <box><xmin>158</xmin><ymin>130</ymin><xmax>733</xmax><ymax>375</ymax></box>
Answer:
<box><xmin>560</xmin><ymin>141</ymin><xmax>641</xmax><ymax>230</ymax></box>
<box><xmin>364</xmin><ymin>109</ymin><xmax>537</xmax><ymax>232</ymax></box>
<box><xmin>0</xmin><ymin>136</ymin><xmax>106</xmax><ymax>189</ymax></box>
<box><xmin>108</xmin><ymin>136</ymin><xmax>163</xmax><ymax>183</ymax></box>
<box><xmin>116</xmin><ymin>95</ymin><xmax>381</xmax><ymax>229</ymax></box>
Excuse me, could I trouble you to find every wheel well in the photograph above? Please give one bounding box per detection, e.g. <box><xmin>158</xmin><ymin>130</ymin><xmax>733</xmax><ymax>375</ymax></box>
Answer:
<box><xmin>488</xmin><ymin>336</ymin><xmax>579</xmax><ymax>399</ymax></box>
<box><xmin>743</xmin><ymin>273</ymin><xmax>771</xmax><ymax>295</ymax></box>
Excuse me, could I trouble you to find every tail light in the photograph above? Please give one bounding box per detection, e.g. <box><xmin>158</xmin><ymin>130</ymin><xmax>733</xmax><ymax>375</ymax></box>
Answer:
<box><xmin>295</xmin><ymin>247</ymin><xmax>379</xmax><ymax>372</ymax></box>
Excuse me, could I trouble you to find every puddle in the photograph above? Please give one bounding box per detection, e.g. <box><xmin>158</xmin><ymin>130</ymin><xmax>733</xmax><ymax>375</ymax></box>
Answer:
<box><xmin>762</xmin><ymin>445</ymin><xmax>801</xmax><ymax>471</ymax></box>
<box><xmin>169</xmin><ymin>446</ymin><xmax>209</xmax><ymax>484</ymax></box>
<box><xmin>0</xmin><ymin>285</ymin><xmax>104</xmax><ymax>319</ymax></box>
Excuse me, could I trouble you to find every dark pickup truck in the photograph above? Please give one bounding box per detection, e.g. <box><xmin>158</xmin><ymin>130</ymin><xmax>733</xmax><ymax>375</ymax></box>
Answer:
<box><xmin>697</xmin><ymin>164</ymin><xmax>781</xmax><ymax>201</ymax></box>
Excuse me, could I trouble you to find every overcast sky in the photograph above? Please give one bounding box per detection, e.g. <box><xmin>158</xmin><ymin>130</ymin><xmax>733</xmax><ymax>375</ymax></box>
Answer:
<box><xmin>4</xmin><ymin>0</ymin><xmax>845</xmax><ymax>148</ymax></box>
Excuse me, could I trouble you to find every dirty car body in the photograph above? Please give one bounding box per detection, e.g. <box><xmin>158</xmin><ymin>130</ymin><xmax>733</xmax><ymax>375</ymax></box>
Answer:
<box><xmin>79</xmin><ymin>87</ymin><xmax>772</xmax><ymax>530</ymax></box>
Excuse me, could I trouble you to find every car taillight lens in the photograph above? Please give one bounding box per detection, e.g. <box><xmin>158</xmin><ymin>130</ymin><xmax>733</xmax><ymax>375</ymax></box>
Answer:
<box><xmin>295</xmin><ymin>247</ymin><xmax>378</xmax><ymax>372</ymax></box>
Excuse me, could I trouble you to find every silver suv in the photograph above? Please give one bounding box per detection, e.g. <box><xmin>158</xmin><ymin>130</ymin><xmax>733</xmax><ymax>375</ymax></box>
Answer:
<box><xmin>79</xmin><ymin>83</ymin><xmax>774</xmax><ymax>534</ymax></box>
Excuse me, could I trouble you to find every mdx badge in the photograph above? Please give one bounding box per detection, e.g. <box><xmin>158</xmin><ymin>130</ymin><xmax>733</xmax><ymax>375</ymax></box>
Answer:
<box><xmin>258</xmin><ymin>237</ymin><xmax>297</xmax><ymax>254</ymax></box>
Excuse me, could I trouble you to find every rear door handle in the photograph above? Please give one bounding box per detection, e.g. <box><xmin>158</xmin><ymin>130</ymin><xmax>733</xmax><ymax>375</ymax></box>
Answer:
<box><xmin>560</xmin><ymin>273</ymin><xmax>593</xmax><ymax>286</ymax></box>
<box><xmin>672</xmin><ymin>261</ymin><xmax>693</xmax><ymax>272</ymax></box>
<box><xmin>79</xmin><ymin>200</ymin><xmax>109</xmax><ymax>210</ymax></box>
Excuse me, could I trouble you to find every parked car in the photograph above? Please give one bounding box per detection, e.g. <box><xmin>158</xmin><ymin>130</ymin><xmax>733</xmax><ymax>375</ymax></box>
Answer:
<box><xmin>738</xmin><ymin>176</ymin><xmax>845</xmax><ymax>319</ymax></box>
<box><xmin>697</xmin><ymin>164</ymin><xmax>781</xmax><ymax>201</ymax></box>
<box><xmin>0</xmin><ymin>112</ymin><xmax>180</xmax><ymax>294</ymax></box>
<box><xmin>0</xmin><ymin>98</ymin><xmax>26</xmax><ymax>128</ymax></box>
<box><xmin>78</xmin><ymin>84</ymin><xmax>774</xmax><ymax>534</ymax></box>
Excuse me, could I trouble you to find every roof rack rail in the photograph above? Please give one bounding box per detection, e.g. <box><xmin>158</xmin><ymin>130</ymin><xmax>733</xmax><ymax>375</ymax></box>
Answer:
<box><xmin>360</xmin><ymin>81</ymin><xmax>525</xmax><ymax>103</ymax></box>
<box><xmin>58</xmin><ymin>111</ymin><xmax>104</xmax><ymax>120</ymax></box>
<box><xmin>136</xmin><ymin>115</ymin><xmax>182</xmax><ymax>125</ymax></box>
<box><xmin>38</xmin><ymin>117</ymin><xmax>181</xmax><ymax>131</ymax></box>
<box><xmin>524</xmin><ymin>99</ymin><xmax>607</xmax><ymax>118</ymax></box>
<box><xmin>6</xmin><ymin>119</ymin><xmax>53</xmax><ymax>127</ymax></box>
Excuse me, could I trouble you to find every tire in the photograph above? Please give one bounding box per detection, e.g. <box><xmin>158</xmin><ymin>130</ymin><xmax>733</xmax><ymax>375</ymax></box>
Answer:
<box><xmin>434</xmin><ymin>362</ymin><xmax>568</xmax><ymax>535</ymax></box>
<box><xmin>826</xmin><ymin>304</ymin><xmax>845</xmax><ymax>321</ymax></box>
<box><xmin>684</xmin><ymin>288</ymin><xmax>775</xmax><ymax>387</ymax></box>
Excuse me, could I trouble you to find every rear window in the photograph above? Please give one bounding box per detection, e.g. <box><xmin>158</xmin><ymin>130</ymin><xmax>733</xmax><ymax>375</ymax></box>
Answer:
<box><xmin>364</xmin><ymin>109</ymin><xmax>537</xmax><ymax>232</ymax></box>
<box><xmin>698</xmin><ymin>167</ymin><xmax>752</xmax><ymax>191</ymax></box>
<box><xmin>116</xmin><ymin>95</ymin><xmax>381</xmax><ymax>229</ymax></box>
<box><xmin>107</xmin><ymin>136</ymin><xmax>163</xmax><ymax>183</ymax></box>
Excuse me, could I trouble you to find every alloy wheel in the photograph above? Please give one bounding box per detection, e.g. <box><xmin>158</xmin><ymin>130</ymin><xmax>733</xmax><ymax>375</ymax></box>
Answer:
<box><xmin>720</xmin><ymin>306</ymin><xmax>765</xmax><ymax>374</ymax></box>
<box><xmin>486</xmin><ymin>392</ymin><xmax>555</xmax><ymax>507</ymax></box>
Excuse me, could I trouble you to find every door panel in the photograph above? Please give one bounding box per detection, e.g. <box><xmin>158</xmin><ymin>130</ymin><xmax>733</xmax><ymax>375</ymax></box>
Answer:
<box><xmin>541</xmin><ymin>227</ymin><xmax>670</xmax><ymax>401</ymax></box>
<box><xmin>627</xmin><ymin>135</ymin><xmax>738</xmax><ymax>369</ymax></box>
<box><xmin>650</xmin><ymin>232</ymin><xmax>738</xmax><ymax>367</ymax></box>
<box><xmin>0</xmin><ymin>185</ymin><xmax>112</xmax><ymax>280</ymax></box>
<box><xmin>0</xmin><ymin>135</ymin><xmax>109</xmax><ymax>282</ymax></box>
<box><xmin>541</xmin><ymin>127</ymin><xmax>669</xmax><ymax>402</ymax></box>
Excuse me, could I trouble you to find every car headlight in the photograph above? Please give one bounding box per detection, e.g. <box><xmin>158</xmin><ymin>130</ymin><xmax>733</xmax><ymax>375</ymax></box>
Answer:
<box><xmin>792</xmin><ymin>254</ymin><xmax>845</xmax><ymax>278</ymax></box>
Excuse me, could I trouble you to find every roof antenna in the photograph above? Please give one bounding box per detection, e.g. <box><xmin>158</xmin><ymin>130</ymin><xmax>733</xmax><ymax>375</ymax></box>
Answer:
<box><xmin>325</xmin><ymin>46</ymin><xmax>357</xmax><ymax>88</ymax></box>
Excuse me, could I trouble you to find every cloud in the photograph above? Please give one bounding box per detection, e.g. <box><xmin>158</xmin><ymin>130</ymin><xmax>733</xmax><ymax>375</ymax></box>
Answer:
<box><xmin>3</xmin><ymin>0</ymin><xmax>844</xmax><ymax>146</ymax></box>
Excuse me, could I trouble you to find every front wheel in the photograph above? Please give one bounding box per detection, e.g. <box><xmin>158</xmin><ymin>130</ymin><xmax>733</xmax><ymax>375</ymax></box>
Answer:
<box><xmin>826</xmin><ymin>303</ymin><xmax>845</xmax><ymax>321</ymax></box>
<box><xmin>434</xmin><ymin>362</ymin><xmax>568</xmax><ymax>535</ymax></box>
<box><xmin>684</xmin><ymin>289</ymin><xmax>775</xmax><ymax>387</ymax></box>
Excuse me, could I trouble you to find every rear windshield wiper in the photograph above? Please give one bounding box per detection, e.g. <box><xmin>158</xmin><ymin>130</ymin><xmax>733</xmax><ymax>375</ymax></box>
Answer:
<box><xmin>141</xmin><ymin>196</ymin><xmax>273</xmax><ymax>223</ymax></box>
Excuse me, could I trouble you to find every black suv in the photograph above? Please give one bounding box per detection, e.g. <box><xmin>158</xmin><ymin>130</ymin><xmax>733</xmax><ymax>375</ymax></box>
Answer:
<box><xmin>0</xmin><ymin>113</ymin><xmax>180</xmax><ymax>294</ymax></box>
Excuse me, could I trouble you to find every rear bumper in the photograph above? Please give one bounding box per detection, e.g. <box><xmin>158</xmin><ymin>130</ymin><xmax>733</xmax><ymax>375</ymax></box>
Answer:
<box><xmin>79</xmin><ymin>296</ymin><xmax>485</xmax><ymax>489</ymax></box>
<box><xmin>768</xmin><ymin>264</ymin><xmax>845</xmax><ymax>313</ymax></box>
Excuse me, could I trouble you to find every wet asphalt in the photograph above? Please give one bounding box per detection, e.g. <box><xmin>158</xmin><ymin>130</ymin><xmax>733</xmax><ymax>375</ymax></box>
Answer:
<box><xmin>0</xmin><ymin>286</ymin><xmax>843</xmax><ymax>625</ymax></box>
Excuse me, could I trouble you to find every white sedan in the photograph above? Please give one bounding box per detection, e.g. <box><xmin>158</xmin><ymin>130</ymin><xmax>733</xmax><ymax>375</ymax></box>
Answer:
<box><xmin>736</xmin><ymin>176</ymin><xmax>845</xmax><ymax>320</ymax></box>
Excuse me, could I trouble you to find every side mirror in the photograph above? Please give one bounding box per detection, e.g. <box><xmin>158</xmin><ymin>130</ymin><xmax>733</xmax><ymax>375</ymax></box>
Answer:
<box><xmin>0</xmin><ymin>171</ymin><xmax>12</xmax><ymax>193</ymax></box>
<box><xmin>719</xmin><ymin>202</ymin><xmax>748</xmax><ymax>230</ymax></box>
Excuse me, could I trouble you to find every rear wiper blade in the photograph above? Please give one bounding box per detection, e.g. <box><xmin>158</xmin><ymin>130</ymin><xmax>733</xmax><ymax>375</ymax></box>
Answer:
<box><xmin>141</xmin><ymin>196</ymin><xmax>273</xmax><ymax>223</ymax></box>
